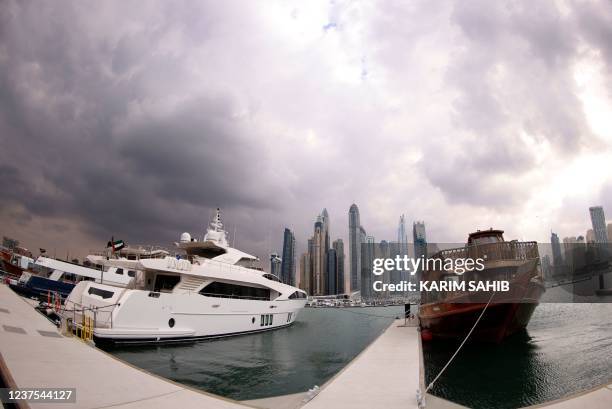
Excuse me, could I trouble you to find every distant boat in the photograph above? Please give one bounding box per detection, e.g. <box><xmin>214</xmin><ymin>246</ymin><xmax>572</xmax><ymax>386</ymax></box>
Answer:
<box><xmin>0</xmin><ymin>246</ymin><xmax>34</xmax><ymax>279</ymax></box>
<box><xmin>9</xmin><ymin>257</ymin><xmax>134</xmax><ymax>300</ymax></box>
<box><xmin>63</xmin><ymin>209</ymin><xmax>307</xmax><ymax>345</ymax></box>
<box><xmin>419</xmin><ymin>229</ymin><xmax>545</xmax><ymax>343</ymax></box>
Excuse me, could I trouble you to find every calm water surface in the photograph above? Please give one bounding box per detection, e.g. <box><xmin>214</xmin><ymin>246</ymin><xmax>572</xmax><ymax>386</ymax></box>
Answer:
<box><xmin>107</xmin><ymin>303</ymin><xmax>612</xmax><ymax>407</ymax></box>
<box><xmin>106</xmin><ymin>307</ymin><xmax>401</xmax><ymax>400</ymax></box>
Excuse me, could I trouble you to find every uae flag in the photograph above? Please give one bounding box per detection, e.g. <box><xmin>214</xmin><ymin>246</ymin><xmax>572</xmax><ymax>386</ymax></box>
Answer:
<box><xmin>107</xmin><ymin>239</ymin><xmax>126</xmax><ymax>251</ymax></box>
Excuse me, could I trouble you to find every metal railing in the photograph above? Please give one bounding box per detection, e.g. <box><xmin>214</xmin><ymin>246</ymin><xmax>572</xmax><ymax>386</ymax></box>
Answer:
<box><xmin>61</xmin><ymin>300</ymin><xmax>120</xmax><ymax>331</ymax></box>
<box><xmin>435</xmin><ymin>241</ymin><xmax>539</xmax><ymax>264</ymax></box>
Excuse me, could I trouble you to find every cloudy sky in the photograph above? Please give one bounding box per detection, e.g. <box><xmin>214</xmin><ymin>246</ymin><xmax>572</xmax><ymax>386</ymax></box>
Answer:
<box><xmin>1</xmin><ymin>0</ymin><xmax>612</xmax><ymax>264</ymax></box>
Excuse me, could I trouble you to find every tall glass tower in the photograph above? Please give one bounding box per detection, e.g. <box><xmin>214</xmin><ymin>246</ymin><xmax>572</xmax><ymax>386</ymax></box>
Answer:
<box><xmin>413</xmin><ymin>221</ymin><xmax>427</xmax><ymax>278</ymax></box>
<box><xmin>551</xmin><ymin>231</ymin><xmax>562</xmax><ymax>267</ymax></box>
<box><xmin>589</xmin><ymin>206</ymin><xmax>608</xmax><ymax>243</ymax></box>
<box><xmin>333</xmin><ymin>239</ymin><xmax>345</xmax><ymax>294</ymax></box>
<box><xmin>348</xmin><ymin>204</ymin><xmax>361</xmax><ymax>292</ymax></box>
<box><xmin>397</xmin><ymin>215</ymin><xmax>409</xmax><ymax>255</ymax></box>
<box><xmin>280</xmin><ymin>228</ymin><xmax>296</xmax><ymax>286</ymax></box>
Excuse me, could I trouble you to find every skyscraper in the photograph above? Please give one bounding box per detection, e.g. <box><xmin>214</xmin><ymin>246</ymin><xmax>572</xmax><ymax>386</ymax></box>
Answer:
<box><xmin>307</xmin><ymin>237</ymin><xmax>315</xmax><ymax>294</ymax></box>
<box><xmin>333</xmin><ymin>239</ymin><xmax>345</xmax><ymax>294</ymax></box>
<box><xmin>280</xmin><ymin>228</ymin><xmax>296</xmax><ymax>286</ymax></box>
<box><xmin>397</xmin><ymin>215</ymin><xmax>409</xmax><ymax>256</ymax></box>
<box><xmin>360</xmin><ymin>235</ymin><xmax>375</xmax><ymax>299</ymax></box>
<box><xmin>348</xmin><ymin>204</ymin><xmax>361</xmax><ymax>292</ymax></box>
<box><xmin>413</xmin><ymin>221</ymin><xmax>427</xmax><ymax>277</ymax></box>
<box><xmin>586</xmin><ymin>229</ymin><xmax>595</xmax><ymax>243</ymax></box>
<box><xmin>299</xmin><ymin>252</ymin><xmax>310</xmax><ymax>293</ymax></box>
<box><xmin>312</xmin><ymin>217</ymin><xmax>324</xmax><ymax>295</ymax></box>
<box><xmin>320</xmin><ymin>208</ymin><xmax>331</xmax><ymax>293</ymax></box>
<box><xmin>589</xmin><ymin>206</ymin><xmax>608</xmax><ymax>243</ymax></box>
<box><xmin>541</xmin><ymin>254</ymin><xmax>552</xmax><ymax>280</ymax></box>
<box><xmin>551</xmin><ymin>232</ymin><xmax>562</xmax><ymax>268</ymax></box>
<box><xmin>321</xmin><ymin>208</ymin><xmax>331</xmax><ymax>254</ymax></box>
<box><xmin>327</xmin><ymin>248</ymin><xmax>337</xmax><ymax>295</ymax></box>
<box><xmin>563</xmin><ymin>236</ymin><xmax>577</xmax><ymax>271</ymax></box>
<box><xmin>395</xmin><ymin>215</ymin><xmax>409</xmax><ymax>287</ymax></box>
<box><xmin>270</xmin><ymin>253</ymin><xmax>282</xmax><ymax>277</ymax></box>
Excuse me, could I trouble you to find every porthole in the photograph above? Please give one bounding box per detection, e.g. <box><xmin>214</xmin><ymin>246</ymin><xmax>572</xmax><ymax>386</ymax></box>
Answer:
<box><xmin>168</xmin><ymin>318</ymin><xmax>175</xmax><ymax>328</ymax></box>
<box><xmin>252</xmin><ymin>317</ymin><xmax>255</xmax><ymax>324</ymax></box>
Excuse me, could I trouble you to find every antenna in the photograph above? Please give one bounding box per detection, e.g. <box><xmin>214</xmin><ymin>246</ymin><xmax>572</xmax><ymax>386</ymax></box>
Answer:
<box><xmin>233</xmin><ymin>225</ymin><xmax>237</xmax><ymax>247</ymax></box>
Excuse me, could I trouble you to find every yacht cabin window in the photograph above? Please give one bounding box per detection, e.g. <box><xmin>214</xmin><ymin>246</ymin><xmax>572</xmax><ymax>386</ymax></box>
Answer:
<box><xmin>200</xmin><ymin>281</ymin><xmax>270</xmax><ymax>300</ymax></box>
<box><xmin>288</xmin><ymin>291</ymin><xmax>307</xmax><ymax>299</ymax></box>
<box><xmin>153</xmin><ymin>274</ymin><xmax>181</xmax><ymax>292</ymax></box>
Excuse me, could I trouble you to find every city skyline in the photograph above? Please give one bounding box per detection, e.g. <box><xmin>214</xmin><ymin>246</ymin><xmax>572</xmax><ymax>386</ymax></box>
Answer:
<box><xmin>2</xmin><ymin>1</ymin><xmax>612</xmax><ymax>262</ymax></box>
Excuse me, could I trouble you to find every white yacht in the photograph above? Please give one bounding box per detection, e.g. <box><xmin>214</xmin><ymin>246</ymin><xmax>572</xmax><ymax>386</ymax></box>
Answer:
<box><xmin>63</xmin><ymin>209</ymin><xmax>307</xmax><ymax>345</ymax></box>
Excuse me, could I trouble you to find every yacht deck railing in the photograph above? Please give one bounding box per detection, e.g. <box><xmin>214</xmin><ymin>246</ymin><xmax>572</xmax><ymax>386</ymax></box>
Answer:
<box><xmin>434</xmin><ymin>241</ymin><xmax>539</xmax><ymax>264</ymax></box>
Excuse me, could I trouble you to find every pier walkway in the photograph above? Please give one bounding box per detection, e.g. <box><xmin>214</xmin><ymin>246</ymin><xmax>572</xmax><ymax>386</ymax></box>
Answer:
<box><xmin>301</xmin><ymin>320</ymin><xmax>462</xmax><ymax>409</ymax></box>
<box><xmin>0</xmin><ymin>284</ymin><xmax>248</xmax><ymax>409</ymax></box>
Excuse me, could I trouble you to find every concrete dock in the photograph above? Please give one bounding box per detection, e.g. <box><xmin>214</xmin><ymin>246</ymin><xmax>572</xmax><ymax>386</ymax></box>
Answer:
<box><xmin>300</xmin><ymin>320</ymin><xmax>462</xmax><ymax>409</ymax></box>
<box><xmin>0</xmin><ymin>284</ymin><xmax>249</xmax><ymax>409</ymax></box>
<box><xmin>1</xmin><ymin>283</ymin><xmax>610</xmax><ymax>409</ymax></box>
<box><xmin>301</xmin><ymin>321</ymin><xmax>422</xmax><ymax>409</ymax></box>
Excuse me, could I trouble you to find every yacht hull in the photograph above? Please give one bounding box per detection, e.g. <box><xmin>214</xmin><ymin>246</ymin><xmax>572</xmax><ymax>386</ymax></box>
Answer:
<box><xmin>94</xmin><ymin>322</ymin><xmax>295</xmax><ymax>346</ymax></box>
<box><xmin>66</xmin><ymin>284</ymin><xmax>306</xmax><ymax>346</ymax></box>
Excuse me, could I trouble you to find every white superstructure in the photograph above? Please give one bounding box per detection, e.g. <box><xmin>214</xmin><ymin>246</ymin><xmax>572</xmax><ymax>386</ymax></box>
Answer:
<box><xmin>33</xmin><ymin>257</ymin><xmax>133</xmax><ymax>287</ymax></box>
<box><xmin>64</xmin><ymin>209</ymin><xmax>307</xmax><ymax>344</ymax></box>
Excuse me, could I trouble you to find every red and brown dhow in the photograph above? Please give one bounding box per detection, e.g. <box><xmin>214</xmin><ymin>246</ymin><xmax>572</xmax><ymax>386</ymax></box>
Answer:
<box><xmin>419</xmin><ymin>229</ymin><xmax>545</xmax><ymax>343</ymax></box>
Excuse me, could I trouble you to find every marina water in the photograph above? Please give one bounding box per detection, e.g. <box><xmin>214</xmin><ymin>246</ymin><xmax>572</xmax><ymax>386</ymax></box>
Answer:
<box><xmin>106</xmin><ymin>303</ymin><xmax>612</xmax><ymax>407</ymax></box>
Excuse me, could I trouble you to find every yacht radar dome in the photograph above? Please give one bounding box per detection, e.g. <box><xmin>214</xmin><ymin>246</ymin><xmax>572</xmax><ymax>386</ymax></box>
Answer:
<box><xmin>180</xmin><ymin>232</ymin><xmax>192</xmax><ymax>243</ymax></box>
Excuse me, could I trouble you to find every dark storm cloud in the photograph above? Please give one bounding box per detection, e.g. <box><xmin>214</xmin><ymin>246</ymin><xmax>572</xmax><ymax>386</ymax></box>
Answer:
<box><xmin>0</xmin><ymin>0</ymin><xmax>277</xmax><ymax>248</ymax></box>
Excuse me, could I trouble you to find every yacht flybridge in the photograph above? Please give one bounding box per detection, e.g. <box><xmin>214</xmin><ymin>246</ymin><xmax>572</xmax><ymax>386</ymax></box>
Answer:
<box><xmin>63</xmin><ymin>209</ymin><xmax>307</xmax><ymax>345</ymax></box>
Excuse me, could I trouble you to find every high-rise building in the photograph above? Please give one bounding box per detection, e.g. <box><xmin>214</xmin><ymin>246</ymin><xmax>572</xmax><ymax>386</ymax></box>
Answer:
<box><xmin>589</xmin><ymin>206</ymin><xmax>608</xmax><ymax>243</ymax></box>
<box><xmin>307</xmin><ymin>209</ymin><xmax>332</xmax><ymax>296</ymax></box>
<box><xmin>563</xmin><ymin>236</ymin><xmax>577</xmax><ymax>271</ymax></box>
<box><xmin>312</xmin><ymin>217</ymin><xmax>325</xmax><ymax>295</ymax></box>
<box><xmin>377</xmin><ymin>240</ymin><xmax>391</xmax><ymax>299</ymax></box>
<box><xmin>349</xmin><ymin>204</ymin><xmax>362</xmax><ymax>292</ymax></box>
<box><xmin>608</xmin><ymin>224</ymin><xmax>612</xmax><ymax>244</ymax></box>
<box><xmin>333</xmin><ymin>239</ymin><xmax>345</xmax><ymax>294</ymax></box>
<box><xmin>320</xmin><ymin>209</ymin><xmax>331</xmax><ymax>293</ymax></box>
<box><xmin>299</xmin><ymin>252</ymin><xmax>310</xmax><ymax>293</ymax></box>
<box><xmin>541</xmin><ymin>254</ymin><xmax>552</xmax><ymax>280</ymax></box>
<box><xmin>397</xmin><ymin>215</ymin><xmax>409</xmax><ymax>255</ymax></box>
<box><xmin>395</xmin><ymin>215</ymin><xmax>410</xmax><ymax>287</ymax></box>
<box><xmin>280</xmin><ymin>228</ymin><xmax>296</xmax><ymax>286</ymax></box>
<box><xmin>270</xmin><ymin>253</ymin><xmax>282</xmax><ymax>277</ymax></box>
<box><xmin>306</xmin><ymin>237</ymin><xmax>315</xmax><ymax>294</ymax></box>
<box><xmin>360</xmin><ymin>235</ymin><xmax>375</xmax><ymax>299</ymax></box>
<box><xmin>413</xmin><ymin>221</ymin><xmax>427</xmax><ymax>277</ymax></box>
<box><xmin>327</xmin><ymin>248</ymin><xmax>337</xmax><ymax>295</ymax></box>
<box><xmin>586</xmin><ymin>229</ymin><xmax>595</xmax><ymax>243</ymax></box>
<box><xmin>321</xmin><ymin>208</ymin><xmax>331</xmax><ymax>255</ymax></box>
<box><xmin>551</xmin><ymin>232</ymin><xmax>562</xmax><ymax>268</ymax></box>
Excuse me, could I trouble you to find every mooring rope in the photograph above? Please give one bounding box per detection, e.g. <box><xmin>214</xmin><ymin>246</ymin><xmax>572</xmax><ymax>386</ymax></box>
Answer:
<box><xmin>423</xmin><ymin>291</ymin><xmax>496</xmax><ymax>395</ymax></box>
